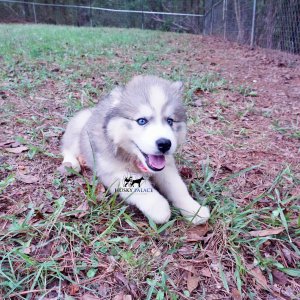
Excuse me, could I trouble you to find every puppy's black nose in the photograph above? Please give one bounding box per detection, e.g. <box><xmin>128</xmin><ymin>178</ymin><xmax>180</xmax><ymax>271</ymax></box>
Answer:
<box><xmin>156</xmin><ymin>138</ymin><xmax>171</xmax><ymax>153</ymax></box>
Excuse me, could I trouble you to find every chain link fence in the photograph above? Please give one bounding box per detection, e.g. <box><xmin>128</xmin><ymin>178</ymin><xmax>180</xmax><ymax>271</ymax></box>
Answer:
<box><xmin>204</xmin><ymin>0</ymin><xmax>300</xmax><ymax>54</ymax></box>
<box><xmin>0</xmin><ymin>0</ymin><xmax>204</xmax><ymax>34</ymax></box>
<box><xmin>0</xmin><ymin>0</ymin><xmax>299</xmax><ymax>54</ymax></box>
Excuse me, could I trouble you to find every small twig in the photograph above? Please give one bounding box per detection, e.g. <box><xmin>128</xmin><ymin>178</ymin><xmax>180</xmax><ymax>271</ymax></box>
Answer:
<box><xmin>170</xmin><ymin>289</ymin><xmax>193</xmax><ymax>300</ymax></box>
<box><xmin>78</xmin><ymin>272</ymin><xmax>111</xmax><ymax>285</ymax></box>
<box><xmin>9</xmin><ymin>288</ymin><xmax>55</xmax><ymax>297</ymax></box>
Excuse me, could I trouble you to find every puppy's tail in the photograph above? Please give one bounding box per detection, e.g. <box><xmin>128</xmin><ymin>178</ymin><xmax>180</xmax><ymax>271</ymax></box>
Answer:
<box><xmin>61</xmin><ymin>109</ymin><xmax>92</xmax><ymax>171</ymax></box>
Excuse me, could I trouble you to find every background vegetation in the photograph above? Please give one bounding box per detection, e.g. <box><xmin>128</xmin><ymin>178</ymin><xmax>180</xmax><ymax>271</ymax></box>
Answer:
<box><xmin>0</xmin><ymin>0</ymin><xmax>299</xmax><ymax>53</ymax></box>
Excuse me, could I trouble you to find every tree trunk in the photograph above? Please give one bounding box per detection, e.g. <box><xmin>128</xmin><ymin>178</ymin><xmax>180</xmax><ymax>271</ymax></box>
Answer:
<box><xmin>234</xmin><ymin>0</ymin><xmax>244</xmax><ymax>43</ymax></box>
<box><xmin>265</xmin><ymin>1</ymin><xmax>277</xmax><ymax>49</ymax></box>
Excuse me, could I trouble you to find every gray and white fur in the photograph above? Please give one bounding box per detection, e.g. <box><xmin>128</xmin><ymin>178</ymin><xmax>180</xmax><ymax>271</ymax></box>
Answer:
<box><xmin>61</xmin><ymin>75</ymin><xmax>210</xmax><ymax>224</ymax></box>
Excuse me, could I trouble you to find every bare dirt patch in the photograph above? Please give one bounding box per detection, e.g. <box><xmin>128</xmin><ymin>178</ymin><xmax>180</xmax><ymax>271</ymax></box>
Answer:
<box><xmin>180</xmin><ymin>36</ymin><xmax>300</xmax><ymax>197</ymax></box>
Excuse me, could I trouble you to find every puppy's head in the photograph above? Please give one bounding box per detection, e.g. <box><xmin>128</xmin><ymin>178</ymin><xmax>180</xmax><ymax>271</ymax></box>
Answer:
<box><xmin>105</xmin><ymin>75</ymin><xmax>187</xmax><ymax>172</ymax></box>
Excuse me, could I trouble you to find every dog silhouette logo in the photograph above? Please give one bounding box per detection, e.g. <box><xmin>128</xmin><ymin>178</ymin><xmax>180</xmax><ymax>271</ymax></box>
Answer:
<box><xmin>116</xmin><ymin>175</ymin><xmax>151</xmax><ymax>193</ymax></box>
<box><xmin>123</xmin><ymin>176</ymin><xmax>145</xmax><ymax>188</ymax></box>
<box><xmin>130</xmin><ymin>177</ymin><xmax>144</xmax><ymax>187</ymax></box>
<box><xmin>124</xmin><ymin>176</ymin><xmax>133</xmax><ymax>187</ymax></box>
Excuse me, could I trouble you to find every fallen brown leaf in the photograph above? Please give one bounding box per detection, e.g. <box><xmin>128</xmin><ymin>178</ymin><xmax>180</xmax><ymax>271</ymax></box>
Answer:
<box><xmin>249</xmin><ymin>227</ymin><xmax>284</xmax><ymax>237</ymax></box>
<box><xmin>95</xmin><ymin>182</ymin><xmax>105</xmax><ymax>199</ymax></box>
<box><xmin>69</xmin><ymin>284</ymin><xmax>80</xmax><ymax>296</ymax></box>
<box><xmin>199</xmin><ymin>267</ymin><xmax>212</xmax><ymax>277</ymax></box>
<box><xmin>129</xmin><ymin>282</ymin><xmax>139</xmax><ymax>299</ymax></box>
<box><xmin>177</xmin><ymin>265</ymin><xmax>197</xmax><ymax>274</ymax></box>
<box><xmin>57</xmin><ymin>162</ymin><xmax>73</xmax><ymax>176</ymax></box>
<box><xmin>111</xmin><ymin>273</ymin><xmax>136</xmax><ymax>298</ymax></box>
<box><xmin>150</xmin><ymin>247</ymin><xmax>161</xmax><ymax>257</ymax></box>
<box><xmin>113</xmin><ymin>294</ymin><xmax>132</xmax><ymax>300</ymax></box>
<box><xmin>251</xmin><ymin>267</ymin><xmax>268</xmax><ymax>289</ymax></box>
<box><xmin>194</xmin><ymin>88</ymin><xmax>206</xmax><ymax>96</ymax></box>
<box><xmin>186</xmin><ymin>223</ymin><xmax>209</xmax><ymax>242</ymax></box>
<box><xmin>194</xmin><ymin>99</ymin><xmax>203</xmax><ymax>106</ymax></box>
<box><xmin>187</xmin><ymin>271</ymin><xmax>200</xmax><ymax>293</ymax></box>
<box><xmin>11</xmin><ymin>142</ymin><xmax>21</xmax><ymax>147</ymax></box>
<box><xmin>75</xmin><ymin>201</ymin><xmax>89</xmax><ymax>218</ymax></box>
<box><xmin>81</xmin><ymin>293</ymin><xmax>101</xmax><ymax>300</ymax></box>
<box><xmin>281</xmin><ymin>248</ymin><xmax>292</xmax><ymax>264</ymax></box>
<box><xmin>232</xmin><ymin>288</ymin><xmax>242</xmax><ymax>300</ymax></box>
<box><xmin>5</xmin><ymin>146</ymin><xmax>28</xmax><ymax>154</ymax></box>
<box><xmin>51</xmin><ymin>67</ymin><xmax>60</xmax><ymax>72</ymax></box>
<box><xmin>23</xmin><ymin>246</ymin><xmax>35</xmax><ymax>254</ymax></box>
<box><xmin>16</xmin><ymin>173</ymin><xmax>39</xmax><ymax>184</ymax></box>
<box><xmin>97</xmin><ymin>283</ymin><xmax>109</xmax><ymax>297</ymax></box>
<box><xmin>114</xmin><ymin>272</ymin><xmax>130</xmax><ymax>290</ymax></box>
<box><xmin>17</xmin><ymin>165</ymin><xmax>27</xmax><ymax>171</ymax></box>
<box><xmin>178</xmin><ymin>245</ymin><xmax>197</xmax><ymax>256</ymax></box>
<box><xmin>0</xmin><ymin>140</ymin><xmax>15</xmax><ymax>147</ymax></box>
<box><xmin>80</xmin><ymin>181</ymin><xmax>105</xmax><ymax>200</ymax></box>
<box><xmin>206</xmin><ymin>294</ymin><xmax>222</xmax><ymax>300</ymax></box>
<box><xmin>179</xmin><ymin>166</ymin><xmax>194</xmax><ymax>179</ymax></box>
<box><xmin>272</xmin><ymin>269</ymin><xmax>288</xmax><ymax>285</ymax></box>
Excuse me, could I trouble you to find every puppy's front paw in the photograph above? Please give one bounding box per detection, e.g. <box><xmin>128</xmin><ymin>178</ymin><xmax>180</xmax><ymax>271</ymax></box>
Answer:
<box><xmin>153</xmin><ymin>211</ymin><xmax>171</xmax><ymax>224</ymax></box>
<box><xmin>180</xmin><ymin>200</ymin><xmax>210</xmax><ymax>225</ymax></box>
<box><xmin>62</xmin><ymin>158</ymin><xmax>81</xmax><ymax>172</ymax></box>
<box><xmin>188</xmin><ymin>205</ymin><xmax>210</xmax><ymax>225</ymax></box>
<box><xmin>58</xmin><ymin>161</ymin><xmax>81</xmax><ymax>176</ymax></box>
<box><xmin>141</xmin><ymin>198</ymin><xmax>171</xmax><ymax>224</ymax></box>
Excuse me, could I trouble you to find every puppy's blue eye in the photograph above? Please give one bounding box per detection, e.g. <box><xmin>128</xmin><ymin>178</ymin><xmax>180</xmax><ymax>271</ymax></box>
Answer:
<box><xmin>136</xmin><ymin>118</ymin><xmax>148</xmax><ymax>126</ymax></box>
<box><xmin>167</xmin><ymin>118</ymin><xmax>174</xmax><ymax>126</ymax></box>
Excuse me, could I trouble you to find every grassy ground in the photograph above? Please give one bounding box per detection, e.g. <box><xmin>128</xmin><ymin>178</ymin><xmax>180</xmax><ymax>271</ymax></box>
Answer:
<box><xmin>0</xmin><ymin>24</ymin><xmax>299</xmax><ymax>299</ymax></box>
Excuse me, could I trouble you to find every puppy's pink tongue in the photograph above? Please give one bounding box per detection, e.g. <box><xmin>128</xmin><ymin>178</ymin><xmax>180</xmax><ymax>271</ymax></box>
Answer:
<box><xmin>148</xmin><ymin>155</ymin><xmax>165</xmax><ymax>169</ymax></box>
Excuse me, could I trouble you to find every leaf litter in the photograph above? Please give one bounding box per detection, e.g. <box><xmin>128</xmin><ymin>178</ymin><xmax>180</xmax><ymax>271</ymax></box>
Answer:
<box><xmin>4</xmin><ymin>145</ymin><xmax>28</xmax><ymax>154</ymax></box>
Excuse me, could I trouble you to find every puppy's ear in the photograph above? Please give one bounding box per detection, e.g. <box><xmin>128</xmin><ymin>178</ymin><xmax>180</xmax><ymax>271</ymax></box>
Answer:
<box><xmin>110</xmin><ymin>86</ymin><xmax>124</xmax><ymax>98</ymax></box>
<box><xmin>171</xmin><ymin>81</ymin><xmax>184</xmax><ymax>93</ymax></box>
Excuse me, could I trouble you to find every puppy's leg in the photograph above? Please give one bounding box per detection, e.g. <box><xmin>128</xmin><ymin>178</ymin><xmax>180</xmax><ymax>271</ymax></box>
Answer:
<box><xmin>61</xmin><ymin>109</ymin><xmax>92</xmax><ymax>171</ymax></box>
<box><xmin>152</xmin><ymin>157</ymin><xmax>210</xmax><ymax>225</ymax></box>
<box><xmin>101</xmin><ymin>172</ymin><xmax>171</xmax><ymax>224</ymax></box>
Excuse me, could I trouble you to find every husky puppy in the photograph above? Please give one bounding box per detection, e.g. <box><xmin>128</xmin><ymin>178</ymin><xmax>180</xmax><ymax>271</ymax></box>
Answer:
<box><xmin>61</xmin><ymin>75</ymin><xmax>210</xmax><ymax>224</ymax></box>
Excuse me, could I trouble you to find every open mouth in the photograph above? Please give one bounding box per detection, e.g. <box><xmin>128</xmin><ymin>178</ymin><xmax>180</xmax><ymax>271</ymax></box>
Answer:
<box><xmin>133</xmin><ymin>143</ymin><xmax>166</xmax><ymax>172</ymax></box>
<box><xmin>137</xmin><ymin>151</ymin><xmax>166</xmax><ymax>172</ymax></box>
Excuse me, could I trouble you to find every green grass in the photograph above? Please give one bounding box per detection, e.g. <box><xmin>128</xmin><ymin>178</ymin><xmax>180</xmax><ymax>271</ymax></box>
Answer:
<box><xmin>1</xmin><ymin>162</ymin><xmax>299</xmax><ymax>298</ymax></box>
<box><xmin>185</xmin><ymin>72</ymin><xmax>227</xmax><ymax>105</ymax></box>
<box><xmin>273</xmin><ymin>119</ymin><xmax>300</xmax><ymax>140</ymax></box>
<box><xmin>235</xmin><ymin>84</ymin><xmax>258</xmax><ymax>97</ymax></box>
<box><xmin>0</xmin><ymin>24</ymin><xmax>299</xmax><ymax>299</ymax></box>
<box><xmin>0</xmin><ymin>24</ymin><xmax>175</xmax><ymax>99</ymax></box>
<box><xmin>0</xmin><ymin>25</ymin><xmax>159</xmax><ymax>61</ymax></box>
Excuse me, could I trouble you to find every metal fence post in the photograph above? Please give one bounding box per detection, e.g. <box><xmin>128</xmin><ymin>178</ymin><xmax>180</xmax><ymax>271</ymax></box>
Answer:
<box><xmin>32</xmin><ymin>3</ymin><xmax>37</xmax><ymax>23</ymax></box>
<box><xmin>89</xmin><ymin>0</ymin><xmax>93</xmax><ymax>27</ymax></box>
<box><xmin>223</xmin><ymin>0</ymin><xmax>227</xmax><ymax>40</ymax></box>
<box><xmin>141</xmin><ymin>0</ymin><xmax>144</xmax><ymax>30</ymax></box>
<box><xmin>210</xmin><ymin>6</ymin><xmax>213</xmax><ymax>34</ymax></box>
<box><xmin>250</xmin><ymin>0</ymin><xmax>257</xmax><ymax>48</ymax></box>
